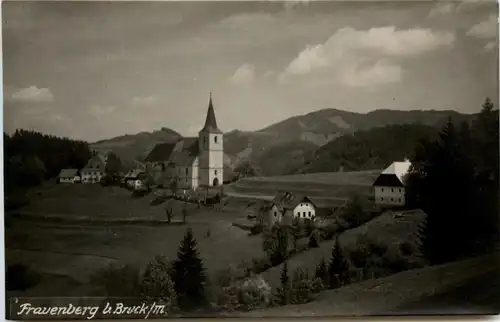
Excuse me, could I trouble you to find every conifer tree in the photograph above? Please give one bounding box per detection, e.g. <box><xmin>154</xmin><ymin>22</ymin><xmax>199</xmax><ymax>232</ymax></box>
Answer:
<box><xmin>275</xmin><ymin>261</ymin><xmax>290</xmax><ymax>305</ymax></box>
<box><xmin>328</xmin><ymin>236</ymin><xmax>349</xmax><ymax>289</ymax></box>
<box><xmin>314</xmin><ymin>257</ymin><xmax>328</xmax><ymax>286</ymax></box>
<box><xmin>172</xmin><ymin>228</ymin><xmax>206</xmax><ymax>309</ymax></box>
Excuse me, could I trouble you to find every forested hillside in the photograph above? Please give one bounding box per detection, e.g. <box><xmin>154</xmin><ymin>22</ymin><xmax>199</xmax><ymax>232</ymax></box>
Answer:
<box><xmin>294</xmin><ymin>124</ymin><xmax>439</xmax><ymax>174</ymax></box>
<box><xmin>4</xmin><ymin>130</ymin><xmax>91</xmax><ymax>192</ymax></box>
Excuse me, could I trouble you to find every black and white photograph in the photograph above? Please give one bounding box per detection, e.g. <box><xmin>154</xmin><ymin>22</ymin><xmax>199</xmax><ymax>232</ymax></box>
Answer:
<box><xmin>3</xmin><ymin>0</ymin><xmax>500</xmax><ymax>319</ymax></box>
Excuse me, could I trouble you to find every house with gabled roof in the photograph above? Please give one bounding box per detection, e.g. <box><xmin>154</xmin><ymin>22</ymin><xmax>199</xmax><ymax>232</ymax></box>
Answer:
<box><xmin>144</xmin><ymin>93</ymin><xmax>224</xmax><ymax>190</ymax></box>
<box><xmin>58</xmin><ymin>169</ymin><xmax>79</xmax><ymax>184</ymax></box>
<box><xmin>266</xmin><ymin>192</ymin><xmax>317</xmax><ymax>226</ymax></box>
<box><xmin>81</xmin><ymin>153</ymin><xmax>107</xmax><ymax>183</ymax></box>
<box><xmin>373</xmin><ymin>160</ymin><xmax>412</xmax><ymax>207</ymax></box>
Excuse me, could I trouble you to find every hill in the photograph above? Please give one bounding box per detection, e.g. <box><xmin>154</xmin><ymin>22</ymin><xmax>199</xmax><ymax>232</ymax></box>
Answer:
<box><xmin>295</xmin><ymin>123</ymin><xmax>439</xmax><ymax>174</ymax></box>
<box><xmin>90</xmin><ymin>109</ymin><xmax>474</xmax><ymax>174</ymax></box>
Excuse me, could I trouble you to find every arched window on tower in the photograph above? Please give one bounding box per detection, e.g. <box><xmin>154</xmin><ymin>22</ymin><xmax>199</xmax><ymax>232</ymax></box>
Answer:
<box><xmin>214</xmin><ymin>136</ymin><xmax>218</xmax><ymax>143</ymax></box>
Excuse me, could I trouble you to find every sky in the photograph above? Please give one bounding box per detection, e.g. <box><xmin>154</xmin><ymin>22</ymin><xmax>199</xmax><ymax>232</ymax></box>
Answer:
<box><xmin>3</xmin><ymin>0</ymin><xmax>499</xmax><ymax>142</ymax></box>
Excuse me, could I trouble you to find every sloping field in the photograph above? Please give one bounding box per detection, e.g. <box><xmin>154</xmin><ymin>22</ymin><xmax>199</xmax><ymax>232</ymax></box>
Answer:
<box><xmin>261</xmin><ymin>209</ymin><xmax>427</xmax><ymax>289</ymax></box>
<box><xmin>13</xmin><ymin>184</ymin><xmax>200</xmax><ymax>221</ymax></box>
<box><xmin>241</xmin><ymin>252</ymin><xmax>500</xmax><ymax>317</ymax></box>
<box><xmin>230</xmin><ymin>170</ymin><xmax>381</xmax><ymax>198</ymax></box>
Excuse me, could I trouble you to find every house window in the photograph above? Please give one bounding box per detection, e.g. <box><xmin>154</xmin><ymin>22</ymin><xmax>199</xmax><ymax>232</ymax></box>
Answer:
<box><xmin>399</xmin><ymin>188</ymin><xmax>402</xmax><ymax>193</ymax></box>
<box><xmin>381</xmin><ymin>197</ymin><xmax>384</xmax><ymax>201</ymax></box>
<box><xmin>214</xmin><ymin>136</ymin><xmax>218</xmax><ymax>143</ymax></box>
<box><xmin>391</xmin><ymin>188</ymin><xmax>394</xmax><ymax>193</ymax></box>
<box><xmin>185</xmin><ymin>168</ymin><xmax>188</xmax><ymax>175</ymax></box>
<box><xmin>274</xmin><ymin>211</ymin><xmax>277</xmax><ymax>217</ymax></box>
<box><xmin>308</xmin><ymin>211</ymin><xmax>311</xmax><ymax>216</ymax></box>
<box><xmin>391</xmin><ymin>198</ymin><xmax>393</xmax><ymax>202</ymax></box>
<box><xmin>381</xmin><ymin>188</ymin><xmax>384</xmax><ymax>192</ymax></box>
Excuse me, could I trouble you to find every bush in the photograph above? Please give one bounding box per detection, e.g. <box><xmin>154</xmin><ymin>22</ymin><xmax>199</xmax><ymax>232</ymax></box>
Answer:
<box><xmin>251</xmin><ymin>257</ymin><xmax>272</xmax><ymax>274</ymax></box>
<box><xmin>140</xmin><ymin>255</ymin><xmax>177</xmax><ymax>313</ymax></box>
<box><xmin>290</xmin><ymin>268</ymin><xmax>313</xmax><ymax>304</ymax></box>
<box><xmin>211</xmin><ymin>275</ymin><xmax>272</xmax><ymax>312</ymax></box>
<box><xmin>250</xmin><ymin>224</ymin><xmax>264</xmax><ymax>235</ymax></box>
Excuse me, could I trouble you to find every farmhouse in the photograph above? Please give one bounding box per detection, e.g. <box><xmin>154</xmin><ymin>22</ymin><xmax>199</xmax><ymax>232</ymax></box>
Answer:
<box><xmin>144</xmin><ymin>93</ymin><xmax>224</xmax><ymax>190</ymax></box>
<box><xmin>373</xmin><ymin>160</ymin><xmax>412</xmax><ymax>207</ymax></box>
<box><xmin>266</xmin><ymin>192</ymin><xmax>317</xmax><ymax>226</ymax></box>
<box><xmin>124</xmin><ymin>169</ymin><xmax>145</xmax><ymax>188</ymax></box>
<box><xmin>81</xmin><ymin>153</ymin><xmax>107</xmax><ymax>183</ymax></box>
<box><xmin>58</xmin><ymin>169</ymin><xmax>79</xmax><ymax>183</ymax></box>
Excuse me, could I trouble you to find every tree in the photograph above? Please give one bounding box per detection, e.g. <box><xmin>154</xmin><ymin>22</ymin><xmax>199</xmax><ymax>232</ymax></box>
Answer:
<box><xmin>262</xmin><ymin>225</ymin><xmax>289</xmax><ymax>265</ymax></box>
<box><xmin>105</xmin><ymin>152</ymin><xmax>122</xmax><ymax>175</ymax></box>
<box><xmin>165</xmin><ymin>207</ymin><xmax>173</xmax><ymax>224</ymax></box>
<box><xmin>172</xmin><ymin>228</ymin><xmax>206</xmax><ymax>309</ymax></box>
<box><xmin>314</xmin><ymin>257</ymin><xmax>328</xmax><ymax>286</ymax></box>
<box><xmin>140</xmin><ymin>255</ymin><xmax>177</xmax><ymax>312</ymax></box>
<box><xmin>170</xmin><ymin>177</ymin><xmax>179</xmax><ymax>196</ymax></box>
<box><xmin>328</xmin><ymin>236</ymin><xmax>350</xmax><ymax>289</ymax></box>
<box><xmin>274</xmin><ymin>261</ymin><xmax>290</xmax><ymax>305</ymax></box>
<box><xmin>408</xmin><ymin>100</ymin><xmax>499</xmax><ymax>264</ymax></box>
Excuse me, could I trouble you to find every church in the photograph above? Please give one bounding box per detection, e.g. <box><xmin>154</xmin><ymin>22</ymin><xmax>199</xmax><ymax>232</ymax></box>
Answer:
<box><xmin>144</xmin><ymin>93</ymin><xmax>224</xmax><ymax>190</ymax></box>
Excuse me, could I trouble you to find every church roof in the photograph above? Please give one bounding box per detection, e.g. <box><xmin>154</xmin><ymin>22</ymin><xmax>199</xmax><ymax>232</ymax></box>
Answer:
<box><xmin>144</xmin><ymin>141</ymin><xmax>178</xmax><ymax>162</ymax></box>
<box><xmin>144</xmin><ymin>138</ymin><xmax>199</xmax><ymax>166</ymax></box>
<box><xmin>199</xmin><ymin>93</ymin><xmax>222</xmax><ymax>134</ymax></box>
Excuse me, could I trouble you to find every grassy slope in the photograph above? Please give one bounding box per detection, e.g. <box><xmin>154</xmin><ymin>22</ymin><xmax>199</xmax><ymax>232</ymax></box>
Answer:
<box><xmin>260</xmin><ymin>209</ymin><xmax>427</xmax><ymax>289</ymax></box>
<box><xmin>241</xmin><ymin>252</ymin><xmax>500</xmax><ymax>317</ymax></box>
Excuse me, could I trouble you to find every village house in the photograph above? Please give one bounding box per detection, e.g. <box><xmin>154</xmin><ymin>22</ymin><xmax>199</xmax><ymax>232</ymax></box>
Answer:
<box><xmin>144</xmin><ymin>93</ymin><xmax>224</xmax><ymax>190</ymax></box>
<box><xmin>266</xmin><ymin>192</ymin><xmax>317</xmax><ymax>226</ymax></box>
<box><xmin>123</xmin><ymin>168</ymin><xmax>145</xmax><ymax>188</ymax></box>
<box><xmin>81</xmin><ymin>153</ymin><xmax>108</xmax><ymax>183</ymax></box>
<box><xmin>372</xmin><ymin>160</ymin><xmax>412</xmax><ymax>207</ymax></box>
<box><xmin>58</xmin><ymin>169</ymin><xmax>79</xmax><ymax>183</ymax></box>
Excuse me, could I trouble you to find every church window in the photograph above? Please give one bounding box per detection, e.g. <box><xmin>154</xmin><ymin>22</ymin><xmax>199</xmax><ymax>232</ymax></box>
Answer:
<box><xmin>214</xmin><ymin>136</ymin><xmax>218</xmax><ymax>143</ymax></box>
<box><xmin>215</xmin><ymin>169</ymin><xmax>218</xmax><ymax>175</ymax></box>
<box><xmin>203</xmin><ymin>136</ymin><xmax>207</xmax><ymax>143</ymax></box>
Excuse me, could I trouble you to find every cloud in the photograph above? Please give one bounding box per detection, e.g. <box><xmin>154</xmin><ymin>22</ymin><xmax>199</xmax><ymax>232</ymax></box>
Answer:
<box><xmin>280</xmin><ymin>26</ymin><xmax>455</xmax><ymax>86</ymax></box>
<box><xmin>88</xmin><ymin>105</ymin><xmax>117</xmax><ymax>117</ymax></box>
<box><xmin>131</xmin><ymin>95</ymin><xmax>157</xmax><ymax>107</ymax></box>
<box><xmin>10</xmin><ymin>86</ymin><xmax>54</xmax><ymax>103</ymax></box>
<box><xmin>428</xmin><ymin>0</ymin><xmax>495</xmax><ymax>17</ymax></box>
<box><xmin>428</xmin><ymin>2</ymin><xmax>456</xmax><ymax>18</ymax></box>
<box><xmin>484</xmin><ymin>41</ymin><xmax>497</xmax><ymax>52</ymax></box>
<box><xmin>229</xmin><ymin>63</ymin><xmax>255</xmax><ymax>86</ymax></box>
<box><xmin>341</xmin><ymin>59</ymin><xmax>402</xmax><ymax>88</ymax></box>
<box><xmin>466</xmin><ymin>14</ymin><xmax>497</xmax><ymax>39</ymax></box>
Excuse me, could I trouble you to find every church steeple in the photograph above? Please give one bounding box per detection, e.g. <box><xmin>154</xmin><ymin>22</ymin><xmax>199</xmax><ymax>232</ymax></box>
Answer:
<box><xmin>200</xmin><ymin>92</ymin><xmax>222</xmax><ymax>134</ymax></box>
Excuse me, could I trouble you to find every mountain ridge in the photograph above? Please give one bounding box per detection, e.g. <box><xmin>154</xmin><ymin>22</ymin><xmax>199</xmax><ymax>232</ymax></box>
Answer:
<box><xmin>90</xmin><ymin>108</ymin><xmax>475</xmax><ymax>175</ymax></box>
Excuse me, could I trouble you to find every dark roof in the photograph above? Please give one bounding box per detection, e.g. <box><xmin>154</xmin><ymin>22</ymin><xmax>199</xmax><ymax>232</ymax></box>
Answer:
<box><xmin>170</xmin><ymin>137</ymin><xmax>200</xmax><ymax>165</ymax></box>
<box><xmin>145</xmin><ymin>138</ymin><xmax>200</xmax><ymax>165</ymax></box>
<box><xmin>199</xmin><ymin>93</ymin><xmax>223</xmax><ymax>134</ymax></box>
<box><xmin>125</xmin><ymin>169</ymin><xmax>145</xmax><ymax>179</ymax></box>
<box><xmin>372</xmin><ymin>174</ymin><xmax>405</xmax><ymax>187</ymax></box>
<box><xmin>144</xmin><ymin>141</ymin><xmax>178</xmax><ymax>162</ymax></box>
<box><xmin>59</xmin><ymin>169</ymin><xmax>78</xmax><ymax>178</ymax></box>
<box><xmin>271</xmin><ymin>192</ymin><xmax>317</xmax><ymax>210</ymax></box>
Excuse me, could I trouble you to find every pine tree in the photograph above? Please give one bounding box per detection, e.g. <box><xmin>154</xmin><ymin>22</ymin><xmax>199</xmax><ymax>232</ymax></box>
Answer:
<box><xmin>275</xmin><ymin>261</ymin><xmax>290</xmax><ymax>305</ymax></box>
<box><xmin>172</xmin><ymin>228</ymin><xmax>206</xmax><ymax>309</ymax></box>
<box><xmin>314</xmin><ymin>257</ymin><xmax>328</xmax><ymax>286</ymax></box>
<box><xmin>328</xmin><ymin>236</ymin><xmax>350</xmax><ymax>289</ymax></box>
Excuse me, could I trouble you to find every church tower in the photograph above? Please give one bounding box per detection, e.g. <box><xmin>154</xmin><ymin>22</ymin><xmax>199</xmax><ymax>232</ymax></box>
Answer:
<box><xmin>198</xmin><ymin>92</ymin><xmax>224</xmax><ymax>187</ymax></box>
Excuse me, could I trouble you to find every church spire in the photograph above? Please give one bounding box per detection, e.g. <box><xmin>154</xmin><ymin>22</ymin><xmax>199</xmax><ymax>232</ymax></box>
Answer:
<box><xmin>200</xmin><ymin>92</ymin><xmax>222</xmax><ymax>134</ymax></box>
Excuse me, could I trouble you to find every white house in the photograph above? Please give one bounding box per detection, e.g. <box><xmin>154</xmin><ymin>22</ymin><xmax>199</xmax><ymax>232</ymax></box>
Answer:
<box><xmin>372</xmin><ymin>160</ymin><xmax>412</xmax><ymax>207</ymax></box>
<box><xmin>144</xmin><ymin>93</ymin><xmax>224</xmax><ymax>190</ymax></box>
<box><xmin>81</xmin><ymin>153</ymin><xmax>107</xmax><ymax>183</ymax></box>
<box><xmin>58</xmin><ymin>169</ymin><xmax>79</xmax><ymax>183</ymax></box>
<box><xmin>266</xmin><ymin>192</ymin><xmax>317</xmax><ymax>226</ymax></box>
